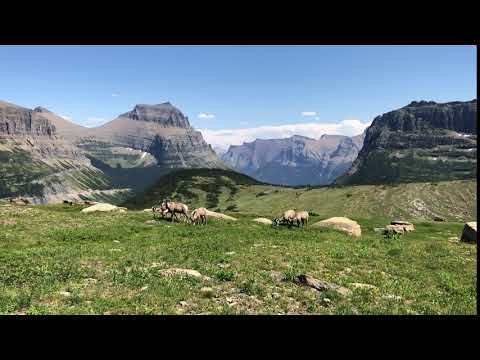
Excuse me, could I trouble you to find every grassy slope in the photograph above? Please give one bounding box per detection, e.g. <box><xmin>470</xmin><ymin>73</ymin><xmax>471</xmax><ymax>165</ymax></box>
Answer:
<box><xmin>125</xmin><ymin>169</ymin><xmax>477</xmax><ymax>222</ymax></box>
<box><xmin>338</xmin><ymin>149</ymin><xmax>477</xmax><ymax>185</ymax></box>
<box><xmin>0</xmin><ymin>204</ymin><xmax>476</xmax><ymax>315</ymax></box>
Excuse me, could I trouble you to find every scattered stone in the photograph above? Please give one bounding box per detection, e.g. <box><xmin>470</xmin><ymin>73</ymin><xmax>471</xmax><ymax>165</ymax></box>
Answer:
<box><xmin>385</xmin><ymin>221</ymin><xmax>415</xmax><ymax>235</ymax></box>
<box><xmin>270</xmin><ymin>270</ymin><xmax>283</xmax><ymax>282</ymax></box>
<box><xmin>144</xmin><ymin>220</ymin><xmax>160</xmax><ymax>225</ymax></box>
<box><xmin>460</xmin><ymin>222</ymin><xmax>477</xmax><ymax>243</ymax></box>
<box><xmin>312</xmin><ymin>217</ymin><xmax>361</xmax><ymax>237</ymax></box>
<box><xmin>0</xmin><ymin>219</ymin><xmax>17</xmax><ymax>226</ymax></box>
<box><xmin>179</xmin><ymin>301</ymin><xmax>189</xmax><ymax>307</ymax></box>
<box><xmin>350</xmin><ymin>282</ymin><xmax>377</xmax><ymax>290</ymax></box>
<box><xmin>84</xmin><ymin>278</ymin><xmax>98</xmax><ymax>285</ymax></box>
<box><xmin>335</xmin><ymin>287</ymin><xmax>352</xmax><ymax>297</ymax></box>
<box><xmin>81</xmin><ymin>203</ymin><xmax>125</xmax><ymax>213</ymax></box>
<box><xmin>113</xmin><ymin>240</ymin><xmax>120</xmax><ymax>243</ymax></box>
<box><xmin>225</xmin><ymin>251</ymin><xmax>236</xmax><ymax>256</ymax></box>
<box><xmin>448</xmin><ymin>237</ymin><xmax>460</xmax><ymax>243</ymax></box>
<box><xmin>140</xmin><ymin>286</ymin><xmax>149</xmax><ymax>292</ymax></box>
<box><xmin>253</xmin><ymin>218</ymin><xmax>273</xmax><ymax>225</ymax></box>
<box><xmin>382</xmin><ymin>294</ymin><xmax>402</xmax><ymax>301</ymax></box>
<box><xmin>374</xmin><ymin>227</ymin><xmax>385</xmax><ymax>233</ymax></box>
<box><xmin>295</xmin><ymin>274</ymin><xmax>351</xmax><ymax>296</ymax></box>
<box><xmin>433</xmin><ymin>216</ymin><xmax>446</xmax><ymax>222</ymax></box>
<box><xmin>59</xmin><ymin>291</ymin><xmax>71</xmax><ymax>297</ymax></box>
<box><xmin>217</xmin><ymin>263</ymin><xmax>231</xmax><ymax>268</ymax></box>
<box><xmin>158</xmin><ymin>268</ymin><xmax>211</xmax><ymax>281</ymax></box>
<box><xmin>384</xmin><ymin>225</ymin><xmax>406</xmax><ymax>235</ymax></box>
<box><xmin>200</xmin><ymin>287</ymin><xmax>214</xmax><ymax>298</ymax></box>
<box><xmin>109</xmin><ymin>248</ymin><xmax>122</xmax><ymax>252</ymax></box>
<box><xmin>143</xmin><ymin>208</ymin><xmax>153</xmax><ymax>212</ymax></box>
<box><xmin>204</xmin><ymin>210</ymin><xmax>237</xmax><ymax>221</ymax></box>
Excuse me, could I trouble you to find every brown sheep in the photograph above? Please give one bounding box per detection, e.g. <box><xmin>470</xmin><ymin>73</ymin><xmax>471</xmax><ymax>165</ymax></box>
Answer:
<box><xmin>190</xmin><ymin>207</ymin><xmax>207</xmax><ymax>225</ymax></box>
<box><xmin>294</xmin><ymin>211</ymin><xmax>309</xmax><ymax>227</ymax></box>
<box><xmin>163</xmin><ymin>199</ymin><xmax>189</xmax><ymax>222</ymax></box>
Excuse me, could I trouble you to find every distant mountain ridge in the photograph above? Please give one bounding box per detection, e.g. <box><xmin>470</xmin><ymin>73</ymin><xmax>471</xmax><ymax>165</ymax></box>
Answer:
<box><xmin>221</xmin><ymin>133</ymin><xmax>365</xmax><ymax>186</ymax></box>
<box><xmin>336</xmin><ymin>99</ymin><xmax>477</xmax><ymax>185</ymax></box>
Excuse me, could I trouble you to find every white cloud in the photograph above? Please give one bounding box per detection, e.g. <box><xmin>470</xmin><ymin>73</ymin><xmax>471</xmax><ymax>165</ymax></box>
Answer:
<box><xmin>301</xmin><ymin>111</ymin><xmax>317</xmax><ymax>117</ymax></box>
<box><xmin>111</xmin><ymin>93</ymin><xmax>120</xmax><ymax>97</ymax></box>
<box><xmin>198</xmin><ymin>113</ymin><xmax>215</xmax><ymax>119</ymax></box>
<box><xmin>60</xmin><ymin>115</ymin><xmax>71</xmax><ymax>121</ymax></box>
<box><xmin>81</xmin><ymin>117</ymin><xmax>108</xmax><ymax>128</ymax></box>
<box><xmin>199</xmin><ymin>119</ymin><xmax>370</xmax><ymax>150</ymax></box>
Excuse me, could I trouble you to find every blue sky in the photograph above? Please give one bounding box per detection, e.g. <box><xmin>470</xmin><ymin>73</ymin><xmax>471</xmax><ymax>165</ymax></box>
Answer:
<box><xmin>0</xmin><ymin>45</ymin><xmax>476</xmax><ymax>148</ymax></box>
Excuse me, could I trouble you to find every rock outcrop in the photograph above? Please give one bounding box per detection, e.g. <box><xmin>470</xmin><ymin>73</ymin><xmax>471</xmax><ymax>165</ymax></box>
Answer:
<box><xmin>312</xmin><ymin>217</ymin><xmax>361</xmax><ymax>237</ymax></box>
<box><xmin>221</xmin><ymin>133</ymin><xmax>365</xmax><ymax>186</ymax></box>
<box><xmin>460</xmin><ymin>222</ymin><xmax>477</xmax><ymax>243</ymax></box>
<box><xmin>81</xmin><ymin>203</ymin><xmax>127</xmax><ymax>213</ymax></box>
<box><xmin>253</xmin><ymin>217</ymin><xmax>273</xmax><ymax>225</ymax></box>
<box><xmin>336</xmin><ymin>100</ymin><xmax>477</xmax><ymax>185</ymax></box>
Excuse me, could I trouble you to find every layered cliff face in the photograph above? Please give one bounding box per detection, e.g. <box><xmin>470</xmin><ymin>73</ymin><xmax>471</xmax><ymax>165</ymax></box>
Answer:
<box><xmin>221</xmin><ymin>133</ymin><xmax>365</xmax><ymax>186</ymax></box>
<box><xmin>0</xmin><ymin>101</ymin><xmax>120</xmax><ymax>203</ymax></box>
<box><xmin>336</xmin><ymin>100</ymin><xmax>477</xmax><ymax>185</ymax></box>
<box><xmin>0</xmin><ymin>101</ymin><xmax>56</xmax><ymax>137</ymax></box>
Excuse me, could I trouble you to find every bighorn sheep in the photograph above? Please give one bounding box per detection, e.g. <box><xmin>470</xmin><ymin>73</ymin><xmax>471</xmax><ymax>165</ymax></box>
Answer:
<box><xmin>273</xmin><ymin>209</ymin><xmax>296</xmax><ymax>227</ymax></box>
<box><xmin>163</xmin><ymin>199</ymin><xmax>189</xmax><ymax>222</ymax></box>
<box><xmin>152</xmin><ymin>203</ymin><xmax>169</xmax><ymax>219</ymax></box>
<box><xmin>294</xmin><ymin>211</ymin><xmax>309</xmax><ymax>227</ymax></box>
<box><xmin>190</xmin><ymin>207</ymin><xmax>207</xmax><ymax>225</ymax></box>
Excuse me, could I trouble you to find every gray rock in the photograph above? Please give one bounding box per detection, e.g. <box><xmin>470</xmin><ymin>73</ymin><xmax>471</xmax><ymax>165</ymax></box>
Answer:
<box><xmin>461</xmin><ymin>222</ymin><xmax>477</xmax><ymax>243</ymax></box>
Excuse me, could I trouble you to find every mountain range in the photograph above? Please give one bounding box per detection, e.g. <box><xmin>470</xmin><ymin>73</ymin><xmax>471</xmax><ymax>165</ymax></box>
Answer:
<box><xmin>0</xmin><ymin>98</ymin><xmax>476</xmax><ymax>204</ymax></box>
<box><xmin>0</xmin><ymin>101</ymin><xmax>225</xmax><ymax>203</ymax></box>
<box><xmin>221</xmin><ymin>133</ymin><xmax>365</xmax><ymax>186</ymax></box>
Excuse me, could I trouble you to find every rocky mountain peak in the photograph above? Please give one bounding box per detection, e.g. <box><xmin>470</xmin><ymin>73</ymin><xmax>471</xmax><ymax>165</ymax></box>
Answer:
<box><xmin>121</xmin><ymin>102</ymin><xmax>191</xmax><ymax>128</ymax></box>
<box><xmin>33</xmin><ymin>106</ymin><xmax>51</xmax><ymax>113</ymax></box>
<box><xmin>405</xmin><ymin>100</ymin><xmax>437</xmax><ymax>107</ymax></box>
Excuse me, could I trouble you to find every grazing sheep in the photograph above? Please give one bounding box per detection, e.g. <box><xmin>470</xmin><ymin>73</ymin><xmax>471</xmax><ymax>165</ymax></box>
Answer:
<box><xmin>273</xmin><ymin>209</ymin><xmax>296</xmax><ymax>227</ymax></box>
<box><xmin>294</xmin><ymin>211</ymin><xmax>309</xmax><ymax>227</ymax></box>
<box><xmin>152</xmin><ymin>204</ymin><xmax>169</xmax><ymax>219</ymax></box>
<box><xmin>163</xmin><ymin>199</ymin><xmax>189</xmax><ymax>222</ymax></box>
<box><xmin>190</xmin><ymin>207</ymin><xmax>207</xmax><ymax>225</ymax></box>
